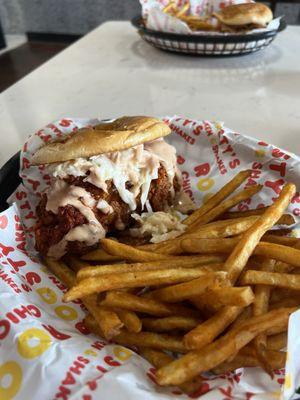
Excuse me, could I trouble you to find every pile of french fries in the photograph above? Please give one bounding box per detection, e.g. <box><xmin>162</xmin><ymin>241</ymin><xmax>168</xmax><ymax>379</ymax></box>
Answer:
<box><xmin>45</xmin><ymin>170</ymin><xmax>300</xmax><ymax>394</ymax></box>
<box><xmin>162</xmin><ymin>0</ymin><xmax>216</xmax><ymax>31</ymax></box>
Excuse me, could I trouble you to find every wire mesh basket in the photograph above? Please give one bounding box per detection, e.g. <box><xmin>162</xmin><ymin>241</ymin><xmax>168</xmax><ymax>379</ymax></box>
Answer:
<box><xmin>131</xmin><ymin>16</ymin><xmax>286</xmax><ymax>57</ymax></box>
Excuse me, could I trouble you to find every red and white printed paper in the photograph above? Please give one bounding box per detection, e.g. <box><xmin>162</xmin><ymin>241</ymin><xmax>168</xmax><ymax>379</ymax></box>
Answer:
<box><xmin>140</xmin><ymin>0</ymin><xmax>281</xmax><ymax>35</ymax></box>
<box><xmin>1</xmin><ymin>116</ymin><xmax>300</xmax><ymax>399</ymax></box>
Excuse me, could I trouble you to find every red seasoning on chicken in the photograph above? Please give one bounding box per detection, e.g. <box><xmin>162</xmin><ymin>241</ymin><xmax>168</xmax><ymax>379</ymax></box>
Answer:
<box><xmin>31</xmin><ymin>116</ymin><xmax>183</xmax><ymax>258</ymax></box>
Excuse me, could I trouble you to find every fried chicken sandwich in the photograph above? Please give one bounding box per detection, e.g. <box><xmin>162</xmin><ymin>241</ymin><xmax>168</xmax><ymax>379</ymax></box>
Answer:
<box><xmin>32</xmin><ymin>116</ymin><xmax>183</xmax><ymax>258</ymax></box>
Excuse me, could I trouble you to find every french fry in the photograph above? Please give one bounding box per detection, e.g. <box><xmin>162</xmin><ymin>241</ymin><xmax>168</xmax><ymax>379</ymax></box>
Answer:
<box><xmin>270</xmin><ymin>288</ymin><xmax>299</xmax><ymax>303</ymax></box>
<box><xmin>163</xmin><ymin>1</ymin><xmax>176</xmax><ymax>14</ymax></box>
<box><xmin>187</xmin><ymin>185</ymin><xmax>263</xmax><ymax>231</ymax></box>
<box><xmin>252</xmin><ymin>258</ymin><xmax>276</xmax><ymax>376</ymax></box>
<box><xmin>229</xmin><ymin>306</ymin><xmax>251</xmax><ymax>329</ymax></box>
<box><xmin>44</xmin><ymin>257</ymin><xmax>123</xmax><ymax>340</ymax></box>
<box><xmin>262</xmin><ymin>234</ymin><xmax>299</xmax><ymax>246</ymax></box>
<box><xmin>82</xmin><ymin>248</ymin><xmax>122</xmax><ymax>262</ymax></box>
<box><xmin>212</xmin><ymin>350</ymin><xmax>286</xmax><ymax>374</ymax></box>
<box><xmin>184</xmin><ymin>170</ymin><xmax>251</xmax><ymax>226</ymax></box>
<box><xmin>145</xmin><ymin>272</ymin><xmax>227</xmax><ymax>303</ymax></box>
<box><xmin>241</xmin><ymin>270</ymin><xmax>300</xmax><ymax>290</ymax></box>
<box><xmin>77</xmin><ymin>258</ymin><xmax>224</xmax><ymax>281</ymax></box>
<box><xmin>141</xmin><ymin>349</ymin><xmax>204</xmax><ymax>395</ymax></box>
<box><xmin>65</xmin><ymin>256</ymin><xmax>90</xmax><ymax>272</ymax></box>
<box><xmin>140</xmin><ymin>216</ymin><xmax>258</xmax><ymax>255</ymax></box>
<box><xmin>269</xmin><ymin>297</ymin><xmax>300</xmax><ymax>310</ymax></box>
<box><xmin>192</xmin><ymin>216</ymin><xmax>259</xmax><ymax>238</ymax></box>
<box><xmin>114</xmin><ymin>332</ymin><xmax>187</xmax><ymax>353</ymax></box>
<box><xmin>181</xmin><ymin>238</ymin><xmax>300</xmax><ymax>268</ymax></box>
<box><xmin>141</xmin><ymin>316</ymin><xmax>201</xmax><ymax>332</ymax></box>
<box><xmin>84</xmin><ymin>314</ymin><xmax>187</xmax><ymax>353</ymax></box>
<box><xmin>223</xmin><ymin>209</ymin><xmax>295</xmax><ymax>226</ymax></box>
<box><xmin>83</xmin><ymin>296</ymin><xmax>123</xmax><ymax>340</ymax></box>
<box><xmin>64</xmin><ymin>267</ymin><xmax>214</xmax><ymax>302</ymax></box>
<box><xmin>272</xmin><ymin>241</ymin><xmax>300</xmax><ymax>274</ymax></box>
<box><xmin>224</xmin><ymin>183</ymin><xmax>296</xmax><ymax>284</ymax></box>
<box><xmin>156</xmin><ymin>307</ymin><xmax>296</xmax><ymax>386</ymax></box>
<box><xmin>191</xmin><ymin>286</ymin><xmax>255</xmax><ymax>308</ymax></box>
<box><xmin>44</xmin><ymin>257</ymin><xmax>76</xmax><ymax>287</ymax></box>
<box><xmin>184</xmin><ymin>306</ymin><xmax>243</xmax><ymax>350</ymax></box>
<box><xmin>101</xmin><ymin>238</ymin><xmax>171</xmax><ymax>261</ymax></box>
<box><xmin>115</xmin><ymin>309</ymin><xmax>142</xmax><ymax>333</ymax></box>
<box><xmin>181</xmin><ymin>237</ymin><xmax>237</xmax><ymax>254</ymax></box>
<box><xmin>267</xmin><ymin>332</ymin><xmax>287</xmax><ymax>351</ymax></box>
<box><xmin>100</xmin><ymin>291</ymin><xmax>200</xmax><ymax>318</ymax></box>
<box><xmin>176</xmin><ymin>2</ymin><xmax>190</xmax><ymax>17</ymax></box>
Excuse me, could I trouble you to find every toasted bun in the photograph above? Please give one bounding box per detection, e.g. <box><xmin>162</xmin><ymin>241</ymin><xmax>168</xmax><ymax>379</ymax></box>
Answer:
<box><xmin>213</xmin><ymin>3</ymin><xmax>273</xmax><ymax>27</ymax></box>
<box><xmin>31</xmin><ymin>116</ymin><xmax>171</xmax><ymax>165</ymax></box>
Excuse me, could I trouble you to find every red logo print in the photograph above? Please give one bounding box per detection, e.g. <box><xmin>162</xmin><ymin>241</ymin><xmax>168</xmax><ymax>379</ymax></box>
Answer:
<box><xmin>0</xmin><ymin>216</ymin><xmax>8</xmax><ymax>229</ymax></box>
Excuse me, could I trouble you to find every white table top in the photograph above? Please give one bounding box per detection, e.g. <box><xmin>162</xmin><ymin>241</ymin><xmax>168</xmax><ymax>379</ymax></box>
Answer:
<box><xmin>0</xmin><ymin>21</ymin><xmax>299</xmax><ymax>167</ymax></box>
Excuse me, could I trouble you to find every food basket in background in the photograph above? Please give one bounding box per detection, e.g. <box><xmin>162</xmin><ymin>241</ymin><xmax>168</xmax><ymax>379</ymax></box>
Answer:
<box><xmin>131</xmin><ymin>16</ymin><xmax>286</xmax><ymax>56</ymax></box>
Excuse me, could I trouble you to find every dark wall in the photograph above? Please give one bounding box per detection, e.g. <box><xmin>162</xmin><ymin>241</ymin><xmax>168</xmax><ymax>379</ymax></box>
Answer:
<box><xmin>0</xmin><ymin>0</ymin><xmax>299</xmax><ymax>35</ymax></box>
<box><xmin>0</xmin><ymin>0</ymin><xmax>141</xmax><ymax>34</ymax></box>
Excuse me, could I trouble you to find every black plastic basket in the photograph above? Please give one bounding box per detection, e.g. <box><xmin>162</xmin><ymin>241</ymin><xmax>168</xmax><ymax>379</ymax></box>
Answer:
<box><xmin>131</xmin><ymin>15</ymin><xmax>286</xmax><ymax>56</ymax></box>
<box><xmin>0</xmin><ymin>152</ymin><xmax>21</xmax><ymax>212</ymax></box>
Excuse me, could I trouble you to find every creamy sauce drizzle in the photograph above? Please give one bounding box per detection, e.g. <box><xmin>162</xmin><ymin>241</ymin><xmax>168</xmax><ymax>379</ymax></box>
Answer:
<box><xmin>46</xmin><ymin>181</ymin><xmax>105</xmax><ymax>258</ymax></box>
<box><xmin>52</xmin><ymin>138</ymin><xmax>179</xmax><ymax>211</ymax></box>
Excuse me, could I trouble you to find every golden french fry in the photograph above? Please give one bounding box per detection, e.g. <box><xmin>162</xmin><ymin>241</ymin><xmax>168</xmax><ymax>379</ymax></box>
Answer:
<box><xmin>212</xmin><ymin>350</ymin><xmax>286</xmax><ymax>374</ymax></box>
<box><xmin>85</xmin><ymin>314</ymin><xmax>187</xmax><ymax>353</ymax></box>
<box><xmin>184</xmin><ymin>170</ymin><xmax>251</xmax><ymax>226</ymax></box>
<box><xmin>241</xmin><ymin>270</ymin><xmax>300</xmax><ymax>290</ymax></box>
<box><xmin>270</xmin><ymin>297</ymin><xmax>300</xmax><ymax>310</ymax></box>
<box><xmin>100</xmin><ymin>291</ymin><xmax>200</xmax><ymax>318</ymax></box>
<box><xmin>44</xmin><ymin>257</ymin><xmax>75</xmax><ymax>287</ymax></box>
<box><xmin>270</xmin><ymin>288</ymin><xmax>298</xmax><ymax>303</ymax></box>
<box><xmin>140</xmin><ymin>216</ymin><xmax>258</xmax><ymax>255</ymax></box>
<box><xmin>141</xmin><ymin>348</ymin><xmax>204</xmax><ymax>395</ymax></box>
<box><xmin>191</xmin><ymin>286</ymin><xmax>255</xmax><ymax>308</ymax></box>
<box><xmin>272</xmin><ymin>241</ymin><xmax>300</xmax><ymax>274</ymax></box>
<box><xmin>222</xmin><ymin>207</ymin><xmax>269</xmax><ymax>219</ymax></box>
<box><xmin>224</xmin><ymin>183</ymin><xmax>296</xmax><ymax>284</ymax></box>
<box><xmin>267</xmin><ymin>332</ymin><xmax>287</xmax><ymax>351</ymax></box>
<box><xmin>66</xmin><ymin>256</ymin><xmax>90</xmax><ymax>272</ymax></box>
<box><xmin>184</xmin><ymin>306</ymin><xmax>243</xmax><ymax>350</ymax></box>
<box><xmin>82</xmin><ymin>248</ymin><xmax>121</xmax><ymax>262</ymax></box>
<box><xmin>185</xmin><ymin>19</ymin><xmax>216</xmax><ymax>31</ymax></box>
<box><xmin>176</xmin><ymin>2</ymin><xmax>189</xmax><ymax>17</ymax></box>
<box><xmin>252</xmin><ymin>258</ymin><xmax>275</xmax><ymax>375</ymax></box>
<box><xmin>114</xmin><ymin>331</ymin><xmax>187</xmax><ymax>353</ymax></box>
<box><xmin>187</xmin><ymin>185</ymin><xmax>263</xmax><ymax>231</ymax></box>
<box><xmin>163</xmin><ymin>1</ymin><xmax>176</xmax><ymax>14</ymax></box>
<box><xmin>156</xmin><ymin>307</ymin><xmax>296</xmax><ymax>386</ymax></box>
<box><xmin>83</xmin><ymin>296</ymin><xmax>123</xmax><ymax>340</ymax></box>
<box><xmin>115</xmin><ymin>309</ymin><xmax>142</xmax><ymax>333</ymax></box>
<box><xmin>77</xmin><ymin>258</ymin><xmax>224</xmax><ymax>281</ymax></box>
<box><xmin>44</xmin><ymin>257</ymin><xmax>123</xmax><ymax>340</ymax></box>
<box><xmin>262</xmin><ymin>234</ymin><xmax>299</xmax><ymax>246</ymax></box>
<box><xmin>64</xmin><ymin>267</ymin><xmax>213</xmax><ymax>302</ymax></box>
<box><xmin>223</xmin><ymin>209</ymin><xmax>295</xmax><ymax>226</ymax></box>
<box><xmin>229</xmin><ymin>305</ymin><xmax>252</xmax><ymax>330</ymax></box>
<box><xmin>146</xmin><ymin>272</ymin><xmax>227</xmax><ymax>303</ymax></box>
<box><xmin>181</xmin><ymin>237</ymin><xmax>237</xmax><ymax>254</ymax></box>
<box><xmin>141</xmin><ymin>316</ymin><xmax>201</xmax><ymax>332</ymax></box>
<box><xmin>101</xmin><ymin>238</ymin><xmax>171</xmax><ymax>262</ymax></box>
<box><xmin>181</xmin><ymin>238</ymin><xmax>300</xmax><ymax>268</ymax></box>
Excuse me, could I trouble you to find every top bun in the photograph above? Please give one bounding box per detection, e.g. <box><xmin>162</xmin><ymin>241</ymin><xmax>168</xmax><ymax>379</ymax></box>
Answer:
<box><xmin>213</xmin><ymin>3</ymin><xmax>273</xmax><ymax>27</ymax></box>
<box><xmin>31</xmin><ymin>116</ymin><xmax>171</xmax><ymax>165</ymax></box>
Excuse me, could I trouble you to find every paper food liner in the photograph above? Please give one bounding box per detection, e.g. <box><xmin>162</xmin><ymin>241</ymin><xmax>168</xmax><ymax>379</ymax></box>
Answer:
<box><xmin>1</xmin><ymin>116</ymin><xmax>300</xmax><ymax>399</ymax></box>
<box><xmin>140</xmin><ymin>0</ymin><xmax>281</xmax><ymax>36</ymax></box>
